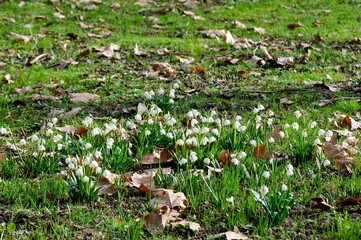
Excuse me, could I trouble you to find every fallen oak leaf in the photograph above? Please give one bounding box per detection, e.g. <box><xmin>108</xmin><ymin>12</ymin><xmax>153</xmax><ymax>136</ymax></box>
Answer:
<box><xmin>140</xmin><ymin>147</ymin><xmax>173</xmax><ymax>165</ymax></box>
<box><xmin>69</xmin><ymin>92</ymin><xmax>99</xmax><ymax>103</ymax></box>
<box><xmin>150</xmin><ymin>189</ymin><xmax>188</xmax><ymax>209</ymax></box>
<box><xmin>144</xmin><ymin>206</ymin><xmax>170</xmax><ymax>232</ymax></box>
<box><xmin>311</xmin><ymin>197</ymin><xmax>332</xmax><ymax>211</ymax></box>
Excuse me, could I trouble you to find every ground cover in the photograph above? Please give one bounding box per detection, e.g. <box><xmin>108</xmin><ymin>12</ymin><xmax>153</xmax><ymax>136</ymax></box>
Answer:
<box><xmin>0</xmin><ymin>0</ymin><xmax>360</xmax><ymax>239</ymax></box>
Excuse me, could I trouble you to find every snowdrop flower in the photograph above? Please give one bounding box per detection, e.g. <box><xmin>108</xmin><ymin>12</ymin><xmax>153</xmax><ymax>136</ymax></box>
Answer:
<box><xmin>53</xmin><ymin>134</ymin><xmax>63</xmax><ymax>143</ymax></box>
<box><xmin>192</xmin><ymin>127</ymin><xmax>199</xmax><ymax>134</ymax></box>
<box><xmin>106</xmin><ymin>138</ymin><xmax>114</xmax><ymax>149</ymax></box>
<box><xmin>160</xmin><ymin>129</ymin><xmax>166</xmax><ymax>135</ymax></box>
<box><xmin>82</xmin><ymin>116</ymin><xmax>93</xmax><ymax>127</ymax></box>
<box><xmin>268</xmin><ymin>110</ymin><xmax>274</xmax><ymax>117</ymax></box>
<box><xmin>179</xmin><ymin>158</ymin><xmax>187</xmax><ymax>165</ymax></box>
<box><xmin>279</xmin><ymin>131</ymin><xmax>285</xmax><ymax>138</ymax></box>
<box><xmin>68</xmin><ymin>163</ymin><xmax>75</xmax><ymax>170</ymax></box>
<box><xmin>57</xmin><ymin>144</ymin><xmax>63</xmax><ymax>150</ymax></box>
<box><xmin>75</xmin><ymin>167</ymin><xmax>83</xmax><ymax>176</ymax></box>
<box><xmin>235</xmin><ymin>115</ymin><xmax>242</xmax><ymax>121</ymax></box>
<box><xmin>231</xmin><ymin>158</ymin><xmax>239</xmax><ymax>165</ymax></box>
<box><xmin>318</xmin><ymin>129</ymin><xmax>325</xmax><ymax>136</ymax></box>
<box><xmin>193</xmin><ymin>171</ymin><xmax>199</xmax><ymax>177</ymax></box>
<box><xmin>201</xmin><ymin>137</ymin><xmax>209</xmax><ymax>145</ymax></box>
<box><xmin>192</xmin><ymin>110</ymin><xmax>200</xmax><ymax>117</ymax></box>
<box><xmin>226</xmin><ymin>196</ymin><xmax>234</xmax><ymax>204</ymax></box>
<box><xmin>168</xmin><ymin>98</ymin><xmax>175</xmax><ymax>104</ymax></box>
<box><xmin>169</xmin><ymin>89</ymin><xmax>175</xmax><ymax>98</ymax></box>
<box><xmin>201</xmin><ymin>117</ymin><xmax>207</xmax><ymax>123</ymax></box>
<box><xmin>166</xmin><ymin>117</ymin><xmax>176</xmax><ymax>126</ymax></box>
<box><xmin>267</xmin><ymin>118</ymin><xmax>273</xmax><ymax>126</ymax></box>
<box><xmin>201</xmin><ymin>127</ymin><xmax>209</xmax><ymax>134</ymax></box>
<box><xmin>187</xmin><ymin>111</ymin><xmax>194</xmax><ymax>118</ymax></box>
<box><xmin>126</xmin><ymin>121</ymin><xmax>137</xmax><ymax>129</ymax></box>
<box><xmin>85</xmin><ymin>143</ymin><xmax>92</xmax><ymax>149</ymax></box>
<box><xmin>19</xmin><ymin>139</ymin><xmax>27</xmax><ymax>145</ymax></box>
<box><xmin>323</xmin><ymin>159</ymin><xmax>331</xmax><ymax>167</ymax></box>
<box><xmin>234</xmin><ymin>121</ymin><xmax>242</xmax><ymax>130</ymax></box>
<box><xmin>0</xmin><ymin>127</ymin><xmax>8</xmax><ymax>135</ymax></box>
<box><xmin>281</xmin><ymin>184</ymin><xmax>288</xmax><ymax>191</ymax></box>
<box><xmin>325</xmin><ymin>130</ymin><xmax>333</xmax><ymax>141</ymax></box>
<box><xmin>210</xmin><ymin>110</ymin><xmax>217</xmax><ymax>116</ymax></box>
<box><xmin>262</xmin><ymin>171</ymin><xmax>270</xmax><ymax>179</ymax></box>
<box><xmin>284</xmin><ymin>123</ymin><xmax>290</xmax><ymax>128</ymax></box>
<box><xmin>223</xmin><ymin>119</ymin><xmax>231</xmax><ymax>126</ymax></box>
<box><xmin>47</xmin><ymin>122</ymin><xmax>54</xmax><ymax>128</ymax></box>
<box><xmin>185</xmin><ymin>129</ymin><xmax>193</xmax><ymax>137</ymax></box>
<box><xmin>82</xmin><ymin>176</ymin><xmax>89</xmax><ymax>183</ymax></box>
<box><xmin>250</xmin><ymin>140</ymin><xmax>257</xmax><ymax>146</ymax></box>
<box><xmin>239</xmin><ymin>151</ymin><xmax>247</xmax><ymax>159</ymax></box>
<box><xmin>103</xmin><ymin>169</ymin><xmax>111</xmax><ymax>178</ymax></box>
<box><xmin>209</xmin><ymin>136</ymin><xmax>217</xmax><ymax>143</ymax></box>
<box><xmin>302</xmin><ymin>130</ymin><xmax>308</xmax><ymax>138</ymax></box>
<box><xmin>38</xmin><ymin>145</ymin><xmax>46</xmax><ymax>151</ymax></box>
<box><xmin>286</xmin><ymin>164</ymin><xmax>294</xmax><ymax>171</ymax></box>
<box><xmin>51</xmin><ymin>118</ymin><xmax>58</xmax><ymax>124</ymax></box>
<box><xmin>291</xmin><ymin>122</ymin><xmax>299</xmax><ymax>130</ymax></box>
<box><xmin>154</xmin><ymin>151</ymin><xmax>160</xmax><ymax>159</ymax></box>
<box><xmin>95</xmin><ymin>167</ymin><xmax>102</xmax><ymax>174</ymax></box>
<box><xmin>268</xmin><ymin>137</ymin><xmax>275</xmax><ymax>143</ymax></box>
<box><xmin>191</xmin><ymin>137</ymin><xmax>198</xmax><ymax>146</ymax></box>
<box><xmin>94</xmin><ymin>150</ymin><xmax>102</xmax><ymax>159</ymax></box>
<box><xmin>240</xmin><ymin>126</ymin><xmax>247</xmax><ymax>132</ymax></box>
<box><xmin>215</xmin><ymin>118</ymin><xmax>221</xmax><ymax>125</ymax></box>
<box><xmin>260</xmin><ymin>186</ymin><xmax>269</xmax><ymax>196</ymax></box>
<box><xmin>211</xmin><ymin>128</ymin><xmax>219</xmax><ymax>136</ymax></box>
<box><xmin>46</xmin><ymin>129</ymin><xmax>53</xmax><ymax>136</ymax></box>
<box><xmin>145</xmin><ymin>129</ymin><xmax>151</xmax><ymax>136</ymax></box>
<box><xmin>294</xmin><ymin>110</ymin><xmax>302</xmax><ymax>119</ymax></box>
<box><xmin>286</xmin><ymin>169</ymin><xmax>294</xmax><ymax>177</ymax></box>
<box><xmin>134</xmin><ymin>114</ymin><xmax>142</xmax><ymax>121</ymax></box>
<box><xmin>255</xmin><ymin>115</ymin><xmax>262</xmax><ymax>123</ymax></box>
<box><xmin>176</xmin><ymin>139</ymin><xmax>184</xmax><ymax>146</ymax></box>
<box><xmin>203</xmin><ymin>158</ymin><xmax>210</xmax><ymax>165</ymax></box>
<box><xmin>207</xmin><ymin>116</ymin><xmax>215</xmax><ymax>123</ymax></box>
<box><xmin>190</xmin><ymin>152</ymin><xmax>198</xmax><ymax>163</ymax></box>
<box><xmin>65</xmin><ymin>158</ymin><xmax>72</xmax><ymax>164</ymax></box>
<box><xmin>253</xmin><ymin>108</ymin><xmax>259</xmax><ymax>114</ymax></box>
<box><xmin>83</xmin><ymin>156</ymin><xmax>91</xmax><ymax>165</ymax></box>
<box><xmin>190</xmin><ymin>119</ymin><xmax>198</xmax><ymax>127</ymax></box>
<box><xmin>89</xmin><ymin>160</ymin><xmax>98</xmax><ymax>169</ymax></box>
<box><xmin>173</xmin><ymin>82</ymin><xmax>179</xmax><ymax>89</ymax></box>
<box><xmin>314</xmin><ymin>138</ymin><xmax>322</xmax><ymax>146</ymax></box>
<box><xmin>31</xmin><ymin>134</ymin><xmax>39</xmax><ymax>142</ymax></box>
<box><xmin>310</xmin><ymin>122</ymin><xmax>317</xmax><ymax>128</ymax></box>
<box><xmin>157</xmin><ymin>88</ymin><xmax>164</xmax><ymax>95</ymax></box>
<box><xmin>166</xmin><ymin>132</ymin><xmax>173</xmax><ymax>139</ymax></box>
<box><xmin>185</xmin><ymin>138</ymin><xmax>193</xmax><ymax>146</ymax></box>
<box><xmin>91</xmin><ymin>128</ymin><xmax>101</xmax><ymax>137</ymax></box>
<box><xmin>258</xmin><ymin>104</ymin><xmax>265</xmax><ymax>111</ymax></box>
<box><xmin>144</xmin><ymin>91</ymin><xmax>152</xmax><ymax>99</ymax></box>
<box><xmin>148</xmin><ymin>119</ymin><xmax>154</xmax><ymax>125</ymax></box>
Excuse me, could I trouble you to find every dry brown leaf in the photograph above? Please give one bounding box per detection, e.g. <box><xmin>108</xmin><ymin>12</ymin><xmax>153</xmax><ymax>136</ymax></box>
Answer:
<box><xmin>251</xmin><ymin>26</ymin><xmax>265</xmax><ymax>34</ymax></box>
<box><xmin>30</xmin><ymin>94</ymin><xmax>59</xmax><ymax>101</ymax></box>
<box><xmin>54</xmin><ymin>12</ymin><xmax>66</xmax><ymax>19</ymax></box>
<box><xmin>93</xmin><ymin>43</ymin><xmax>120</xmax><ymax>58</ymax></box>
<box><xmin>63</xmin><ymin>107</ymin><xmax>83</xmax><ymax>119</ymax></box>
<box><xmin>150</xmin><ymin>189</ymin><xmax>188</xmax><ymax>209</ymax></box>
<box><xmin>335</xmin><ymin>197</ymin><xmax>361</xmax><ymax>207</ymax></box>
<box><xmin>134</xmin><ymin>0</ymin><xmax>154</xmax><ymax>6</ymax></box>
<box><xmin>340</xmin><ymin>115</ymin><xmax>360</xmax><ymax>131</ymax></box>
<box><xmin>253</xmin><ymin>146</ymin><xmax>271</xmax><ymax>159</ymax></box>
<box><xmin>144</xmin><ymin>206</ymin><xmax>170</xmax><ymax>232</ymax></box>
<box><xmin>311</xmin><ymin>197</ymin><xmax>332</xmax><ymax>211</ymax></box>
<box><xmin>182</xmin><ymin>11</ymin><xmax>204</xmax><ymax>20</ymax></box>
<box><xmin>151</xmin><ymin>62</ymin><xmax>175</xmax><ymax>75</ymax></box>
<box><xmin>271</xmin><ymin>126</ymin><xmax>283</xmax><ymax>141</ymax></box>
<box><xmin>56</xmin><ymin>125</ymin><xmax>78</xmax><ymax>134</ymax></box>
<box><xmin>7</xmin><ymin>32</ymin><xmax>31</xmax><ymax>43</ymax></box>
<box><xmin>140</xmin><ymin>147</ymin><xmax>173</xmax><ymax>165</ymax></box>
<box><xmin>199</xmin><ymin>29</ymin><xmax>227</xmax><ymax>39</ymax></box>
<box><xmin>50</xmin><ymin>58</ymin><xmax>78</xmax><ymax>70</ymax></box>
<box><xmin>88</xmin><ymin>32</ymin><xmax>111</xmax><ymax>39</ymax></box>
<box><xmin>171</xmin><ymin>220</ymin><xmax>201</xmax><ymax>231</ymax></box>
<box><xmin>260</xmin><ymin>46</ymin><xmax>273</xmax><ymax>60</ymax></box>
<box><xmin>277</xmin><ymin>56</ymin><xmax>294</xmax><ymax>66</ymax></box>
<box><xmin>219</xmin><ymin>149</ymin><xmax>230</xmax><ymax>167</ymax></box>
<box><xmin>30</xmin><ymin>53</ymin><xmax>52</xmax><ymax>65</ymax></box>
<box><xmin>134</xmin><ymin>43</ymin><xmax>146</xmax><ymax>56</ymax></box>
<box><xmin>280</xmin><ymin>97</ymin><xmax>293</xmax><ymax>105</ymax></box>
<box><xmin>2</xmin><ymin>74</ymin><xmax>13</xmax><ymax>85</ymax></box>
<box><xmin>287</xmin><ymin>21</ymin><xmax>302</xmax><ymax>30</ymax></box>
<box><xmin>69</xmin><ymin>92</ymin><xmax>99</xmax><ymax>103</ymax></box>
<box><xmin>176</xmin><ymin>56</ymin><xmax>194</xmax><ymax>67</ymax></box>
<box><xmin>250</xmin><ymin>56</ymin><xmax>265</xmax><ymax>67</ymax></box>
<box><xmin>0</xmin><ymin>61</ymin><xmax>6</xmax><ymax>67</ymax></box>
<box><xmin>233</xmin><ymin>20</ymin><xmax>246</xmax><ymax>28</ymax></box>
<box><xmin>74</xmin><ymin>127</ymin><xmax>88</xmax><ymax>139</ymax></box>
<box><xmin>79</xmin><ymin>22</ymin><xmax>93</xmax><ymax>29</ymax></box>
<box><xmin>194</xmin><ymin>65</ymin><xmax>205</xmax><ymax>74</ymax></box>
<box><xmin>3</xmin><ymin>17</ymin><xmax>16</xmax><ymax>23</ymax></box>
<box><xmin>214</xmin><ymin>231</ymin><xmax>249</xmax><ymax>240</ymax></box>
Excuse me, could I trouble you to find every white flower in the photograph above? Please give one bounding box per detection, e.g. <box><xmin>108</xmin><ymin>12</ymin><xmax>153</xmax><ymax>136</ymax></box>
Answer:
<box><xmin>231</xmin><ymin>158</ymin><xmax>239</xmax><ymax>165</ymax></box>
<box><xmin>179</xmin><ymin>158</ymin><xmax>187</xmax><ymax>165</ymax></box>
<box><xmin>190</xmin><ymin>152</ymin><xmax>198</xmax><ymax>163</ymax></box>
<box><xmin>267</xmin><ymin>118</ymin><xmax>273</xmax><ymax>126</ymax></box>
<box><xmin>302</xmin><ymin>131</ymin><xmax>308</xmax><ymax>138</ymax></box>
<box><xmin>83</xmin><ymin>156</ymin><xmax>91</xmax><ymax>165</ymax></box>
<box><xmin>107</xmin><ymin>138</ymin><xmax>114</xmax><ymax>149</ymax></box>
<box><xmin>38</xmin><ymin>145</ymin><xmax>46</xmax><ymax>151</ymax></box>
<box><xmin>185</xmin><ymin>129</ymin><xmax>193</xmax><ymax>137</ymax></box>
<box><xmin>325</xmin><ymin>130</ymin><xmax>333</xmax><ymax>139</ymax></box>
<box><xmin>314</xmin><ymin>138</ymin><xmax>322</xmax><ymax>145</ymax></box>
<box><xmin>235</xmin><ymin>115</ymin><xmax>242</xmax><ymax>121</ymax></box>
<box><xmin>95</xmin><ymin>167</ymin><xmax>102</xmax><ymax>174</ymax></box>
<box><xmin>207</xmin><ymin>117</ymin><xmax>215</xmax><ymax>123</ymax></box>
<box><xmin>284</xmin><ymin>123</ymin><xmax>290</xmax><ymax>128</ymax></box>
<box><xmin>286</xmin><ymin>164</ymin><xmax>294</xmax><ymax>171</ymax></box>
<box><xmin>46</xmin><ymin>129</ymin><xmax>53</xmax><ymax>136</ymax></box>
<box><xmin>169</xmin><ymin>89</ymin><xmax>175</xmax><ymax>98</ymax></box>
<box><xmin>191</xmin><ymin>137</ymin><xmax>198</xmax><ymax>146</ymax></box>
<box><xmin>144</xmin><ymin>91</ymin><xmax>152</xmax><ymax>99</ymax></box>
<box><xmin>166</xmin><ymin>132</ymin><xmax>173</xmax><ymax>139</ymax></box>
<box><xmin>226</xmin><ymin>196</ymin><xmax>234</xmax><ymax>204</ymax></box>
<box><xmin>157</xmin><ymin>88</ymin><xmax>164</xmax><ymax>95</ymax></box>
<box><xmin>203</xmin><ymin>158</ymin><xmax>210</xmax><ymax>165</ymax></box>
<box><xmin>47</xmin><ymin>122</ymin><xmax>54</xmax><ymax>128</ymax></box>
<box><xmin>94</xmin><ymin>150</ymin><xmax>102</xmax><ymax>159</ymax></box>
<box><xmin>19</xmin><ymin>139</ymin><xmax>27</xmax><ymax>145</ymax></box>
<box><xmin>52</xmin><ymin>117</ymin><xmax>58</xmax><ymax>124</ymax></box>
<box><xmin>176</xmin><ymin>139</ymin><xmax>184</xmax><ymax>146</ymax></box>
<box><xmin>268</xmin><ymin>137</ymin><xmax>275</xmax><ymax>143</ymax></box>
<box><xmin>250</xmin><ymin>140</ymin><xmax>257</xmax><ymax>146</ymax></box>
<box><xmin>281</xmin><ymin>184</ymin><xmax>288</xmax><ymax>191</ymax></box>
<box><xmin>323</xmin><ymin>159</ymin><xmax>331</xmax><ymax>167</ymax></box>
<box><xmin>68</xmin><ymin>163</ymin><xmax>75</xmax><ymax>170</ymax></box>
<box><xmin>240</xmin><ymin>126</ymin><xmax>247</xmax><ymax>132</ymax></box>
<box><xmin>91</xmin><ymin>128</ymin><xmax>101</xmax><ymax>137</ymax></box>
<box><xmin>201</xmin><ymin>137</ymin><xmax>209</xmax><ymax>145</ymax></box>
<box><xmin>65</xmin><ymin>158</ymin><xmax>72</xmax><ymax>164</ymax></box>
<box><xmin>211</xmin><ymin>128</ymin><xmax>219</xmax><ymax>136</ymax></box>
<box><xmin>169</xmin><ymin>99</ymin><xmax>174</xmax><ymax>104</ymax></box>
<box><xmin>291</xmin><ymin>122</ymin><xmax>299</xmax><ymax>130</ymax></box>
<box><xmin>262</xmin><ymin>171</ymin><xmax>270</xmax><ymax>179</ymax></box>
<box><xmin>268</xmin><ymin>110</ymin><xmax>274</xmax><ymax>117</ymax></box>
<box><xmin>82</xmin><ymin>116</ymin><xmax>93</xmax><ymax>127</ymax></box>
<box><xmin>255</xmin><ymin>115</ymin><xmax>262</xmax><ymax>123</ymax></box>
<box><xmin>85</xmin><ymin>143</ymin><xmax>92</xmax><ymax>149</ymax></box>
<box><xmin>286</xmin><ymin>169</ymin><xmax>294</xmax><ymax>177</ymax></box>
<box><xmin>103</xmin><ymin>169</ymin><xmax>111</xmax><ymax>178</ymax></box>
<box><xmin>57</xmin><ymin>144</ymin><xmax>63</xmax><ymax>150</ymax></box>
<box><xmin>0</xmin><ymin>127</ymin><xmax>8</xmax><ymax>135</ymax></box>
<box><xmin>145</xmin><ymin>129</ymin><xmax>151</xmax><ymax>136</ymax></box>
<box><xmin>135</xmin><ymin>114</ymin><xmax>142</xmax><ymax>121</ymax></box>
<box><xmin>148</xmin><ymin>119</ymin><xmax>154</xmax><ymax>124</ymax></box>
<box><xmin>173</xmin><ymin>83</ymin><xmax>180</xmax><ymax>89</ymax></box>
<box><xmin>279</xmin><ymin>131</ymin><xmax>285</xmax><ymax>138</ymax></box>
<box><xmin>75</xmin><ymin>167</ymin><xmax>83</xmax><ymax>176</ymax></box>
<box><xmin>318</xmin><ymin>129</ymin><xmax>325</xmax><ymax>136</ymax></box>
<box><xmin>209</xmin><ymin>136</ymin><xmax>217</xmax><ymax>143</ymax></box>
<box><xmin>239</xmin><ymin>151</ymin><xmax>247</xmax><ymax>159</ymax></box>
<box><xmin>190</xmin><ymin>119</ymin><xmax>198</xmax><ymax>127</ymax></box>
<box><xmin>310</xmin><ymin>122</ymin><xmax>317</xmax><ymax>128</ymax></box>
<box><xmin>201</xmin><ymin>127</ymin><xmax>209</xmax><ymax>133</ymax></box>
<box><xmin>193</xmin><ymin>171</ymin><xmax>199</xmax><ymax>177</ymax></box>
<box><xmin>82</xmin><ymin>176</ymin><xmax>89</xmax><ymax>183</ymax></box>
<box><xmin>294</xmin><ymin>110</ymin><xmax>302</xmax><ymax>119</ymax></box>
<box><xmin>215</xmin><ymin>118</ymin><xmax>221</xmax><ymax>125</ymax></box>
<box><xmin>31</xmin><ymin>134</ymin><xmax>39</xmax><ymax>141</ymax></box>
<box><xmin>89</xmin><ymin>160</ymin><xmax>98</xmax><ymax>169</ymax></box>
<box><xmin>53</xmin><ymin>134</ymin><xmax>63</xmax><ymax>143</ymax></box>
<box><xmin>234</xmin><ymin>121</ymin><xmax>242</xmax><ymax>130</ymax></box>
<box><xmin>253</xmin><ymin>108</ymin><xmax>259</xmax><ymax>114</ymax></box>
<box><xmin>186</xmin><ymin>138</ymin><xmax>193</xmax><ymax>146</ymax></box>
<box><xmin>223</xmin><ymin>120</ymin><xmax>231</xmax><ymax>126</ymax></box>
<box><xmin>258</xmin><ymin>104</ymin><xmax>265</xmax><ymax>111</ymax></box>
<box><xmin>260</xmin><ymin>186</ymin><xmax>269</xmax><ymax>196</ymax></box>
<box><xmin>192</xmin><ymin>127</ymin><xmax>199</xmax><ymax>134</ymax></box>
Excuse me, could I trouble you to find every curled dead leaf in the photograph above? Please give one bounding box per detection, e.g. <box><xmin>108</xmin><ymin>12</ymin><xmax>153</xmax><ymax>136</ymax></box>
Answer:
<box><xmin>150</xmin><ymin>189</ymin><xmax>188</xmax><ymax>209</ymax></box>
<box><xmin>144</xmin><ymin>206</ymin><xmax>170</xmax><ymax>232</ymax></box>
<box><xmin>311</xmin><ymin>197</ymin><xmax>332</xmax><ymax>211</ymax></box>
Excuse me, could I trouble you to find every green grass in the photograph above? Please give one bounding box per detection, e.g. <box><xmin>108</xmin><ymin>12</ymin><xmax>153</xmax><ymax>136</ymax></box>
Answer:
<box><xmin>0</xmin><ymin>0</ymin><xmax>360</xmax><ymax>239</ymax></box>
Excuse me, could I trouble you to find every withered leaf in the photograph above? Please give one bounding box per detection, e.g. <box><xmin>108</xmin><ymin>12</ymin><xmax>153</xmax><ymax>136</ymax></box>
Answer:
<box><xmin>56</xmin><ymin>125</ymin><xmax>78</xmax><ymax>134</ymax></box>
<box><xmin>194</xmin><ymin>65</ymin><xmax>205</xmax><ymax>74</ymax></box>
<box><xmin>287</xmin><ymin>21</ymin><xmax>302</xmax><ymax>30</ymax></box>
<box><xmin>219</xmin><ymin>149</ymin><xmax>230</xmax><ymax>167</ymax></box>
<box><xmin>311</xmin><ymin>197</ymin><xmax>332</xmax><ymax>211</ymax></box>
<box><xmin>54</xmin><ymin>12</ymin><xmax>66</xmax><ymax>19</ymax></box>
<box><xmin>280</xmin><ymin>97</ymin><xmax>293</xmax><ymax>105</ymax></box>
<box><xmin>199</xmin><ymin>29</ymin><xmax>227</xmax><ymax>39</ymax></box>
<box><xmin>213</xmin><ymin>231</ymin><xmax>249</xmax><ymax>240</ymax></box>
<box><xmin>69</xmin><ymin>92</ymin><xmax>100</xmax><ymax>103</ymax></box>
<box><xmin>253</xmin><ymin>146</ymin><xmax>271</xmax><ymax>159</ymax></box>
<box><xmin>233</xmin><ymin>20</ymin><xmax>246</xmax><ymax>28</ymax></box>
<box><xmin>144</xmin><ymin>206</ymin><xmax>170</xmax><ymax>232</ymax></box>
<box><xmin>8</xmin><ymin>32</ymin><xmax>31</xmax><ymax>43</ymax></box>
<box><xmin>134</xmin><ymin>43</ymin><xmax>146</xmax><ymax>56</ymax></box>
<box><xmin>141</xmin><ymin>147</ymin><xmax>173</xmax><ymax>165</ymax></box>
<box><xmin>335</xmin><ymin>197</ymin><xmax>361</xmax><ymax>207</ymax></box>
<box><xmin>171</xmin><ymin>220</ymin><xmax>201</xmax><ymax>232</ymax></box>
<box><xmin>150</xmin><ymin>189</ymin><xmax>188</xmax><ymax>209</ymax></box>
<box><xmin>250</xmin><ymin>26</ymin><xmax>265</xmax><ymax>34</ymax></box>
<box><xmin>30</xmin><ymin>53</ymin><xmax>52</xmax><ymax>65</ymax></box>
